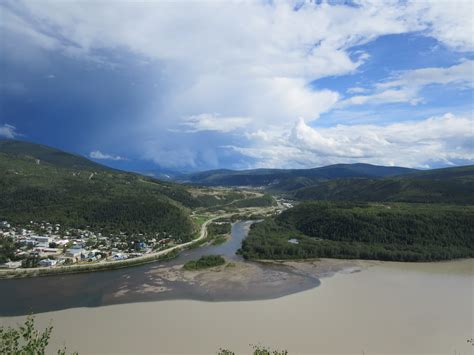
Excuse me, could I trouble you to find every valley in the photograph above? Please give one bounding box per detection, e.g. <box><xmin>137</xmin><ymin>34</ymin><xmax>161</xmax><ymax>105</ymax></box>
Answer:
<box><xmin>0</xmin><ymin>139</ymin><xmax>473</xmax><ymax>354</ymax></box>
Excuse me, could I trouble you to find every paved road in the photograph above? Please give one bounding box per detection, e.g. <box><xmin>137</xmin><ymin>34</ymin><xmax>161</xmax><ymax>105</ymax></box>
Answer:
<box><xmin>0</xmin><ymin>214</ymin><xmax>230</xmax><ymax>278</ymax></box>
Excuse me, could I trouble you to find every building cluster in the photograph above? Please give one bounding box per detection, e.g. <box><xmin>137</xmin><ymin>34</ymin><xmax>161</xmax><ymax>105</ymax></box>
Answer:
<box><xmin>274</xmin><ymin>198</ymin><xmax>295</xmax><ymax>215</ymax></box>
<box><xmin>0</xmin><ymin>220</ymin><xmax>176</xmax><ymax>269</ymax></box>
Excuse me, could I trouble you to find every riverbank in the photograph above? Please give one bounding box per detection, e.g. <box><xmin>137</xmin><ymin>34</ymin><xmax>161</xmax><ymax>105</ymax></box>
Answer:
<box><xmin>0</xmin><ymin>214</ymin><xmax>225</xmax><ymax>279</ymax></box>
<box><xmin>2</xmin><ymin>259</ymin><xmax>472</xmax><ymax>354</ymax></box>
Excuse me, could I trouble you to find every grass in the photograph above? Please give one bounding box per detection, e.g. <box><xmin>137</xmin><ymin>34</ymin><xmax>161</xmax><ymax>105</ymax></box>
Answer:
<box><xmin>192</xmin><ymin>214</ymin><xmax>209</xmax><ymax>226</ymax></box>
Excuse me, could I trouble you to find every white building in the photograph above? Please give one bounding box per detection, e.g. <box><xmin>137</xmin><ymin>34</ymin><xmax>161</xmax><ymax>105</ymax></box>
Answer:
<box><xmin>39</xmin><ymin>259</ymin><xmax>57</xmax><ymax>267</ymax></box>
<box><xmin>31</xmin><ymin>235</ymin><xmax>51</xmax><ymax>244</ymax></box>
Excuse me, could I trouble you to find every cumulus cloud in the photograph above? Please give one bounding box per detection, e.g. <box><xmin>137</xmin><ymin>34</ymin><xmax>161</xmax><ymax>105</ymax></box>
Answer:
<box><xmin>0</xmin><ymin>124</ymin><xmax>18</xmax><ymax>139</ymax></box>
<box><xmin>230</xmin><ymin>113</ymin><xmax>474</xmax><ymax>169</ymax></box>
<box><xmin>1</xmin><ymin>1</ymin><xmax>473</xmax><ymax>169</ymax></box>
<box><xmin>407</xmin><ymin>0</ymin><xmax>474</xmax><ymax>52</ymax></box>
<box><xmin>342</xmin><ymin>60</ymin><xmax>474</xmax><ymax>106</ymax></box>
<box><xmin>0</xmin><ymin>0</ymin><xmax>450</xmax><ymax>130</ymax></box>
<box><xmin>89</xmin><ymin>150</ymin><xmax>126</xmax><ymax>161</ymax></box>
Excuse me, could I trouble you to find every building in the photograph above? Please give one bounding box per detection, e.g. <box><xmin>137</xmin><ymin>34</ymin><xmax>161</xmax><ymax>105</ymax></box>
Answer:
<box><xmin>66</xmin><ymin>248</ymin><xmax>85</xmax><ymax>262</ymax></box>
<box><xmin>30</xmin><ymin>235</ymin><xmax>52</xmax><ymax>248</ymax></box>
<box><xmin>33</xmin><ymin>247</ymin><xmax>60</xmax><ymax>256</ymax></box>
<box><xmin>39</xmin><ymin>259</ymin><xmax>57</xmax><ymax>267</ymax></box>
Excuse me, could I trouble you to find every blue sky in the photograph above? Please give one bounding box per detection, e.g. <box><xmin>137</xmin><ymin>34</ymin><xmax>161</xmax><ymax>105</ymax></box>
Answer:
<box><xmin>0</xmin><ymin>0</ymin><xmax>473</xmax><ymax>172</ymax></box>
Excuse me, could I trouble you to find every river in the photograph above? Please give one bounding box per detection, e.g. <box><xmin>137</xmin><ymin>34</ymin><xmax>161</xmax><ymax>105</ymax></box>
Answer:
<box><xmin>0</xmin><ymin>221</ymin><xmax>473</xmax><ymax>354</ymax></box>
<box><xmin>0</xmin><ymin>222</ymin><xmax>322</xmax><ymax>316</ymax></box>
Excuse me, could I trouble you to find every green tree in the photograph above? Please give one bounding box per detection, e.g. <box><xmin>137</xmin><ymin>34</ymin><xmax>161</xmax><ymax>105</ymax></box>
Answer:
<box><xmin>0</xmin><ymin>315</ymin><xmax>77</xmax><ymax>355</ymax></box>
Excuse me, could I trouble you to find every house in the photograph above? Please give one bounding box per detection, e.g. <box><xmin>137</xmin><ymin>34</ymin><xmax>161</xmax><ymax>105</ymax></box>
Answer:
<box><xmin>31</xmin><ymin>235</ymin><xmax>52</xmax><ymax>244</ymax></box>
<box><xmin>56</xmin><ymin>239</ymin><xmax>70</xmax><ymax>246</ymax></box>
<box><xmin>39</xmin><ymin>259</ymin><xmax>57</xmax><ymax>267</ymax></box>
<box><xmin>34</xmin><ymin>247</ymin><xmax>60</xmax><ymax>255</ymax></box>
<box><xmin>66</xmin><ymin>248</ymin><xmax>85</xmax><ymax>262</ymax></box>
<box><xmin>86</xmin><ymin>250</ymin><xmax>102</xmax><ymax>261</ymax></box>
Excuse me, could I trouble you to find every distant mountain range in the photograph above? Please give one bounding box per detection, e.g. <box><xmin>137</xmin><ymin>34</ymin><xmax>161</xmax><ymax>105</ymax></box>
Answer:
<box><xmin>2</xmin><ymin>139</ymin><xmax>473</xmax><ymax>215</ymax></box>
<box><xmin>176</xmin><ymin>160</ymin><xmax>474</xmax><ymax>204</ymax></box>
<box><xmin>3</xmin><ymin>138</ymin><xmax>472</xmax><ymax>267</ymax></box>
<box><xmin>176</xmin><ymin>163</ymin><xmax>418</xmax><ymax>189</ymax></box>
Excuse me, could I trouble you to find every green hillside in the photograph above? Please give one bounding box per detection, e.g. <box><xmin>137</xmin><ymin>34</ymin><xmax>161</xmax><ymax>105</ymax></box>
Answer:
<box><xmin>0</xmin><ymin>140</ymin><xmax>244</xmax><ymax>239</ymax></box>
<box><xmin>241</xmin><ymin>201</ymin><xmax>474</xmax><ymax>262</ymax></box>
<box><xmin>178</xmin><ymin>163</ymin><xmax>417</xmax><ymax>187</ymax></box>
<box><xmin>0</xmin><ymin>140</ymin><xmax>108</xmax><ymax>171</ymax></box>
<box><xmin>293</xmin><ymin>165</ymin><xmax>474</xmax><ymax>204</ymax></box>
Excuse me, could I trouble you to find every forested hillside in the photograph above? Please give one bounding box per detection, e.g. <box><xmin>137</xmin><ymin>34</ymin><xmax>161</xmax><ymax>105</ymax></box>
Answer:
<box><xmin>292</xmin><ymin>165</ymin><xmax>474</xmax><ymax>204</ymax></box>
<box><xmin>241</xmin><ymin>201</ymin><xmax>474</xmax><ymax>262</ymax></box>
<box><xmin>0</xmin><ymin>140</ymin><xmax>245</xmax><ymax>239</ymax></box>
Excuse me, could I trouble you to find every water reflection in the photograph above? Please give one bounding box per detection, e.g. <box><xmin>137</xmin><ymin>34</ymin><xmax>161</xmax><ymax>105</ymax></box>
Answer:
<box><xmin>0</xmin><ymin>221</ymin><xmax>320</xmax><ymax>316</ymax></box>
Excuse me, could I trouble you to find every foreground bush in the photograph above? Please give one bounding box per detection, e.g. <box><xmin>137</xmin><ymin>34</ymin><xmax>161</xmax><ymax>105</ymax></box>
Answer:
<box><xmin>0</xmin><ymin>316</ymin><xmax>76</xmax><ymax>355</ymax></box>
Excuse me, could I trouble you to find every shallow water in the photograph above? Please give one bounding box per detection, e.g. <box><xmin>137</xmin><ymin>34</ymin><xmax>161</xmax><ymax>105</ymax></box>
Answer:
<box><xmin>2</xmin><ymin>259</ymin><xmax>472</xmax><ymax>354</ymax></box>
<box><xmin>0</xmin><ymin>221</ymin><xmax>321</xmax><ymax>316</ymax></box>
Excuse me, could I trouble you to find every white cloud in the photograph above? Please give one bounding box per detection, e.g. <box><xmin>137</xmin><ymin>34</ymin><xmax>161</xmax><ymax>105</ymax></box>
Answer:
<box><xmin>344</xmin><ymin>88</ymin><xmax>421</xmax><ymax>106</ymax></box>
<box><xmin>180</xmin><ymin>113</ymin><xmax>250</xmax><ymax>133</ymax></box>
<box><xmin>342</xmin><ymin>60</ymin><xmax>474</xmax><ymax>106</ymax></box>
<box><xmin>407</xmin><ymin>0</ymin><xmax>474</xmax><ymax>52</ymax></box>
<box><xmin>231</xmin><ymin>113</ymin><xmax>474</xmax><ymax>169</ymax></box>
<box><xmin>0</xmin><ymin>0</ymin><xmax>447</xmax><ymax>134</ymax></box>
<box><xmin>347</xmin><ymin>87</ymin><xmax>369</xmax><ymax>94</ymax></box>
<box><xmin>2</xmin><ymin>1</ymin><xmax>473</xmax><ymax>168</ymax></box>
<box><xmin>0</xmin><ymin>124</ymin><xmax>18</xmax><ymax>139</ymax></box>
<box><xmin>89</xmin><ymin>150</ymin><xmax>126</xmax><ymax>161</ymax></box>
<box><xmin>378</xmin><ymin>60</ymin><xmax>474</xmax><ymax>89</ymax></box>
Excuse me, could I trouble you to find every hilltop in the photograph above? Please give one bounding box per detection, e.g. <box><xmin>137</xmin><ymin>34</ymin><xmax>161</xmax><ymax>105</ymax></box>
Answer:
<box><xmin>0</xmin><ymin>140</ymin><xmax>246</xmax><ymax>238</ymax></box>
<box><xmin>292</xmin><ymin>165</ymin><xmax>474</xmax><ymax>204</ymax></box>
<box><xmin>0</xmin><ymin>140</ymin><xmax>108</xmax><ymax>171</ymax></box>
<box><xmin>177</xmin><ymin>163</ymin><xmax>418</xmax><ymax>189</ymax></box>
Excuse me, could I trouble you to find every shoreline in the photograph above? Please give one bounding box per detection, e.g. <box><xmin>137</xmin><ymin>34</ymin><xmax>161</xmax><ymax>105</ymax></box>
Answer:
<box><xmin>1</xmin><ymin>259</ymin><xmax>472</xmax><ymax>354</ymax></box>
<box><xmin>2</xmin><ymin>248</ymin><xmax>471</xmax><ymax>280</ymax></box>
<box><xmin>0</xmin><ymin>214</ymin><xmax>227</xmax><ymax>279</ymax></box>
<box><xmin>1</xmin><ymin>254</ymin><xmax>472</xmax><ymax>317</ymax></box>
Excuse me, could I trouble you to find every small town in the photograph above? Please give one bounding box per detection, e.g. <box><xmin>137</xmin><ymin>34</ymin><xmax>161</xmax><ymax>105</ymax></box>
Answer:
<box><xmin>0</xmin><ymin>1</ymin><xmax>473</xmax><ymax>354</ymax></box>
<box><xmin>0</xmin><ymin>219</ymin><xmax>178</xmax><ymax>269</ymax></box>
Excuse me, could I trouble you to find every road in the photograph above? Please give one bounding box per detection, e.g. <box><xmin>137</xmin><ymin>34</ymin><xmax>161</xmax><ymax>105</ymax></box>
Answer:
<box><xmin>0</xmin><ymin>214</ymin><xmax>230</xmax><ymax>278</ymax></box>
<box><xmin>0</xmin><ymin>195</ymin><xmax>281</xmax><ymax>279</ymax></box>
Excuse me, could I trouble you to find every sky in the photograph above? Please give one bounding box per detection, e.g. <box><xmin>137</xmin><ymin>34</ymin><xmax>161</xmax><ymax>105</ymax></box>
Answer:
<box><xmin>0</xmin><ymin>0</ymin><xmax>473</xmax><ymax>172</ymax></box>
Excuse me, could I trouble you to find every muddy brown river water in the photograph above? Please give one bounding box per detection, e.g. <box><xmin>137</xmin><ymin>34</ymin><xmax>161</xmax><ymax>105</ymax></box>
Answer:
<box><xmin>1</xmin><ymin>221</ymin><xmax>472</xmax><ymax>354</ymax></box>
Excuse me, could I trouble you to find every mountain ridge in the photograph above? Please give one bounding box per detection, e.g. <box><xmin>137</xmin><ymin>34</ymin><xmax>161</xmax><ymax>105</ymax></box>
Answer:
<box><xmin>176</xmin><ymin>163</ymin><xmax>419</xmax><ymax>187</ymax></box>
<box><xmin>0</xmin><ymin>140</ymin><xmax>246</xmax><ymax>239</ymax></box>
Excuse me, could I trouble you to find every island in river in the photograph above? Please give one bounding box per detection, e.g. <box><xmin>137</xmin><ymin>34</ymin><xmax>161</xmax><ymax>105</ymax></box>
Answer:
<box><xmin>0</xmin><ymin>221</ymin><xmax>473</xmax><ymax>354</ymax></box>
<box><xmin>1</xmin><ymin>143</ymin><xmax>473</xmax><ymax>352</ymax></box>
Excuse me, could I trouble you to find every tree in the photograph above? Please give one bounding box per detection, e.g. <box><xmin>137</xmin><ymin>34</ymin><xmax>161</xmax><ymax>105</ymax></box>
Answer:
<box><xmin>0</xmin><ymin>315</ymin><xmax>77</xmax><ymax>355</ymax></box>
